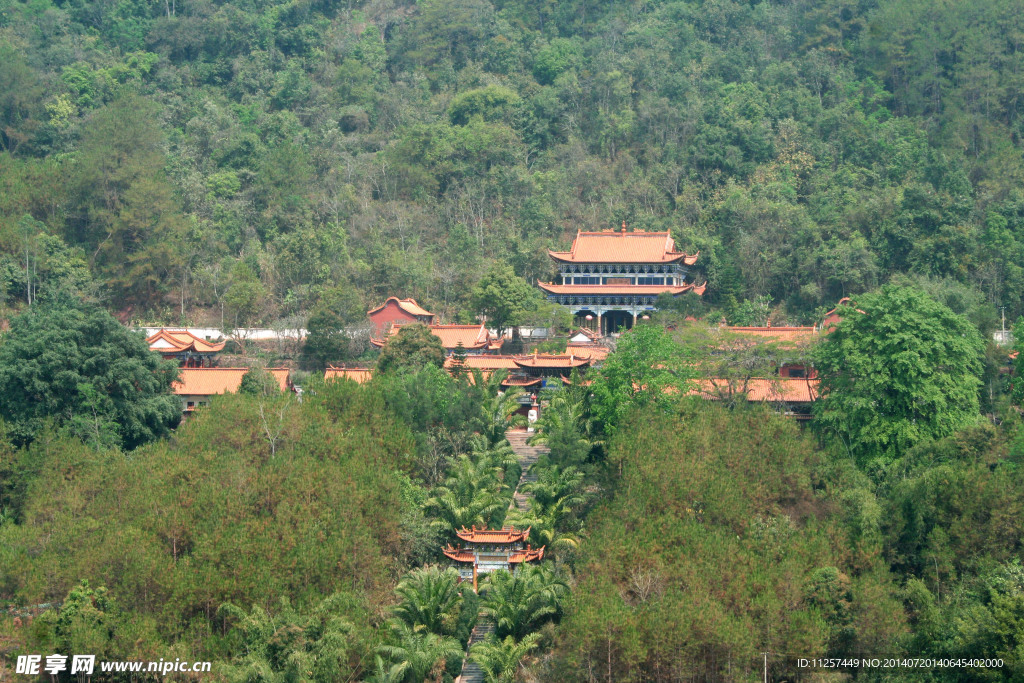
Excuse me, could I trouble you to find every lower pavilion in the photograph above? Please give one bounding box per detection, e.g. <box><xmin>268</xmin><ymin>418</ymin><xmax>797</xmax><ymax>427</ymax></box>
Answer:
<box><xmin>539</xmin><ymin>227</ymin><xmax>706</xmax><ymax>335</ymax></box>
<box><xmin>146</xmin><ymin>329</ymin><xmax>225</xmax><ymax>367</ymax></box>
<box><xmin>443</xmin><ymin>525</ymin><xmax>544</xmax><ymax>591</ymax></box>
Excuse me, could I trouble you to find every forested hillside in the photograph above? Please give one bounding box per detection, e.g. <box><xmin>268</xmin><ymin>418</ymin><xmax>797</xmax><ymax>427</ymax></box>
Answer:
<box><xmin>2</xmin><ymin>0</ymin><xmax>1024</xmax><ymax>331</ymax></box>
<box><xmin>4</xmin><ymin>0</ymin><xmax>1024</xmax><ymax>680</ymax></box>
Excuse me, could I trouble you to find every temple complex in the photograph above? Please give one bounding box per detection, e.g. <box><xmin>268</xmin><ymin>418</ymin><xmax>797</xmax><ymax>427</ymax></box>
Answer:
<box><xmin>540</xmin><ymin>228</ymin><xmax>706</xmax><ymax>335</ymax></box>
<box><xmin>443</xmin><ymin>525</ymin><xmax>544</xmax><ymax>590</ymax></box>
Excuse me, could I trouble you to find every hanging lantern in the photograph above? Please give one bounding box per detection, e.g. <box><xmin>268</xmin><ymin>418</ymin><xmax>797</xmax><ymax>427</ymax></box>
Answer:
<box><xmin>585</xmin><ymin>314</ymin><xmax>593</xmax><ymax>321</ymax></box>
<box><xmin>641</xmin><ymin>314</ymin><xmax>650</xmax><ymax>320</ymax></box>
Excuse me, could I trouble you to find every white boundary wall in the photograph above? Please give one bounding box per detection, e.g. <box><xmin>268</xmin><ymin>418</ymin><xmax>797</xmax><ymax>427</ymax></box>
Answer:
<box><xmin>136</xmin><ymin>327</ymin><xmax>308</xmax><ymax>340</ymax></box>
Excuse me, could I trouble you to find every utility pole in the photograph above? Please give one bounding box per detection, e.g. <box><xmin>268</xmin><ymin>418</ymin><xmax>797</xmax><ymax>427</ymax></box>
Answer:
<box><xmin>762</xmin><ymin>651</ymin><xmax>768</xmax><ymax>683</ymax></box>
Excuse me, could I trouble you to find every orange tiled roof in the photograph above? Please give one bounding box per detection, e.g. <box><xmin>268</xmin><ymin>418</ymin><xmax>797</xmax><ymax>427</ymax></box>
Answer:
<box><xmin>173</xmin><ymin>367</ymin><xmax>290</xmax><ymax>396</ymax></box>
<box><xmin>692</xmin><ymin>378</ymin><xmax>819</xmax><ymax>403</ymax></box>
<box><xmin>566</xmin><ymin>343</ymin><xmax>610</xmax><ymax>361</ymax></box>
<box><xmin>538</xmin><ymin>282</ymin><xmax>703</xmax><ymax>296</ymax></box>
<box><xmin>441</xmin><ymin>545</ymin><xmax>546</xmax><ymax>563</ymax></box>
<box><xmin>509</xmin><ymin>546</ymin><xmax>545</xmax><ymax>563</ymax></box>
<box><xmin>570</xmin><ymin>327</ymin><xmax>602</xmax><ymax>341</ymax></box>
<box><xmin>442</xmin><ymin>547</ymin><xmax>475</xmax><ymax>562</ymax></box>
<box><xmin>455</xmin><ymin>525</ymin><xmax>531</xmax><ymax>544</ymax></box>
<box><xmin>147</xmin><ymin>329</ymin><xmax>225</xmax><ymax>354</ymax></box>
<box><xmin>376</xmin><ymin>323</ymin><xmax>494</xmax><ymax>350</ymax></box>
<box><xmin>367</xmin><ymin>297</ymin><xmax>435</xmax><ymax>318</ymax></box>
<box><xmin>425</xmin><ymin>324</ymin><xmax>492</xmax><ymax>349</ymax></box>
<box><xmin>324</xmin><ymin>367</ymin><xmax>372</xmax><ymax>383</ymax></box>
<box><xmin>549</xmin><ymin>229</ymin><xmax>698</xmax><ymax>264</ymax></box>
<box><xmin>503</xmin><ymin>377</ymin><xmax>543</xmax><ymax>386</ymax></box>
<box><xmin>722</xmin><ymin>326</ymin><xmax>819</xmax><ymax>343</ymax></box>
<box><xmin>445</xmin><ymin>355</ymin><xmax>520</xmax><ymax>371</ymax></box>
<box><xmin>824</xmin><ymin>297</ymin><xmax>852</xmax><ymax>319</ymax></box>
<box><xmin>514</xmin><ymin>352</ymin><xmax>591</xmax><ymax>369</ymax></box>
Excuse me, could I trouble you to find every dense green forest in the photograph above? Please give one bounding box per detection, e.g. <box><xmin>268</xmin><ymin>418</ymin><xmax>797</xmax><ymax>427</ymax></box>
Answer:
<box><xmin>2</xmin><ymin>0</ymin><xmax>1024</xmax><ymax>331</ymax></box>
<box><xmin>0</xmin><ymin>295</ymin><xmax>1021</xmax><ymax>680</ymax></box>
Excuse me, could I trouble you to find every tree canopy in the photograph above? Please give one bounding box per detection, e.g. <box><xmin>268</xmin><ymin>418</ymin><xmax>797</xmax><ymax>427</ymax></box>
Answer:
<box><xmin>589</xmin><ymin>324</ymin><xmax>692</xmax><ymax>435</ymax></box>
<box><xmin>377</xmin><ymin>323</ymin><xmax>446</xmax><ymax>375</ymax></box>
<box><xmin>813</xmin><ymin>286</ymin><xmax>985</xmax><ymax>466</ymax></box>
<box><xmin>470</xmin><ymin>262</ymin><xmax>541</xmax><ymax>337</ymax></box>
<box><xmin>545</xmin><ymin>401</ymin><xmax>905</xmax><ymax>681</ymax></box>
<box><xmin>0</xmin><ymin>298</ymin><xmax>180</xmax><ymax>449</ymax></box>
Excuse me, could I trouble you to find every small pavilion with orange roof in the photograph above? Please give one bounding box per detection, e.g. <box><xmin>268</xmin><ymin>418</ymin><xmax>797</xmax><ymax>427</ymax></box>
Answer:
<box><xmin>443</xmin><ymin>525</ymin><xmax>545</xmax><ymax>590</ymax></box>
<box><xmin>540</xmin><ymin>227</ymin><xmax>706</xmax><ymax>335</ymax></box>
<box><xmin>146</xmin><ymin>329</ymin><xmax>225</xmax><ymax>367</ymax></box>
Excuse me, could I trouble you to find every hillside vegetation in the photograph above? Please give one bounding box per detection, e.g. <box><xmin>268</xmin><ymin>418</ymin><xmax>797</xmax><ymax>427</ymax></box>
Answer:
<box><xmin>1</xmin><ymin>0</ymin><xmax>1023</xmax><ymax>334</ymax></box>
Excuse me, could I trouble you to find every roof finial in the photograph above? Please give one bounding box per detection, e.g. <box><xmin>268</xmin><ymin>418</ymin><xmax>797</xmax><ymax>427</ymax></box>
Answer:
<box><xmin>621</xmin><ymin>220</ymin><xmax>627</xmax><ymax>233</ymax></box>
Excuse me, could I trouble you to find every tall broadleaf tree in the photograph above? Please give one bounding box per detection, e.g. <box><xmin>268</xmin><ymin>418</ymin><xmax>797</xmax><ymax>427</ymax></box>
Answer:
<box><xmin>470</xmin><ymin>262</ymin><xmax>541</xmax><ymax>337</ymax></box>
<box><xmin>813</xmin><ymin>286</ymin><xmax>984</xmax><ymax>467</ymax></box>
<box><xmin>70</xmin><ymin>95</ymin><xmax>187</xmax><ymax>308</ymax></box>
<box><xmin>377</xmin><ymin>323</ymin><xmax>446</xmax><ymax>374</ymax></box>
<box><xmin>589</xmin><ymin>323</ymin><xmax>692</xmax><ymax>436</ymax></box>
<box><xmin>1012</xmin><ymin>317</ymin><xmax>1024</xmax><ymax>408</ymax></box>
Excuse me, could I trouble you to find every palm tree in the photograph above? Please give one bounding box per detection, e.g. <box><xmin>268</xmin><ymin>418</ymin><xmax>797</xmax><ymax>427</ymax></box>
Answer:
<box><xmin>217</xmin><ymin>595</ymin><xmax>355</xmax><ymax>683</ymax></box>
<box><xmin>376</xmin><ymin>622</ymin><xmax>464</xmax><ymax>683</ymax></box>
<box><xmin>425</xmin><ymin>488</ymin><xmax>504</xmax><ymax>535</ymax></box>
<box><xmin>479</xmin><ymin>565</ymin><xmax>569</xmax><ymax>640</ymax></box>
<box><xmin>505</xmin><ymin>506</ymin><xmax>581</xmax><ymax>557</ymax></box>
<box><xmin>392</xmin><ymin>566</ymin><xmax>463</xmax><ymax>636</ymax></box>
<box><xmin>527</xmin><ymin>387</ymin><xmax>601</xmax><ymax>466</ymax></box>
<box><xmin>473</xmin><ymin>370</ymin><xmax>527</xmax><ymax>446</ymax></box>
<box><xmin>468</xmin><ymin>433</ymin><xmax>519</xmax><ymax>470</ymax></box>
<box><xmin>365</xmin><ymin>655</ymin><xmax>407</xmax><ymax>683</ymax></box>
<box><xmin>521</xmin><ymin>465</ymin><xmax>586</xmax><ymax>520</ymax></box>
<box><xmin>469</xmin><ymin>633</ymin><xmax>541</xmax><ymax>683</ymax></box>
<box><xmin>426</xmin><ymin>452</ymin><xmax>508</xmax><ymax>535</ymax></box>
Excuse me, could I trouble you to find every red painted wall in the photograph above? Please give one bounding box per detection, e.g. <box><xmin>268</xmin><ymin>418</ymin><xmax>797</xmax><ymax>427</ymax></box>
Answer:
<box><xmin>369</xmin><ymin>302</ymin><xmax>427</xmax><ymax>335</ymax></box>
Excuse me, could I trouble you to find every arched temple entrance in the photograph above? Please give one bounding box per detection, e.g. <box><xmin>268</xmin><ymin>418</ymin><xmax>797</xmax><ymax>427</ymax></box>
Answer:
<box><xmin>601</xmin><ymin>310</ymin><xmax>634</xmax><ymax>335</ymax></box>
<box><xmin>574</xmin><ymin>310</ymin><xmax>599</xmax><ymax>333</ymax></box>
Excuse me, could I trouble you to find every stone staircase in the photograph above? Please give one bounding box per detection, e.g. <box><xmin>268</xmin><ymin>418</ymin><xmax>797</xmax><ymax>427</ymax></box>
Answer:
<box><xmin>457</xmin><ymin>615</ymin><xmax>495</xmax><ymax>683</ymax></box>
<box><xmin>505</xmin><ymin>430</ymin><xmax>548</xmax><ymax>511</ymax></box>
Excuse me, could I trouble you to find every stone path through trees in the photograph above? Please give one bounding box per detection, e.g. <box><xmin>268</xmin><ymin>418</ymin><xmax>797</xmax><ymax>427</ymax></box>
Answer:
<box><xmin>457</xmin><ymin>429</ymin><xmax>547</xmax><ymax>682</ymax></box>
<box><xmin>505</xmin><ymin>429</ymin><xmax>547</xmax><ymax>511</ymax></box>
